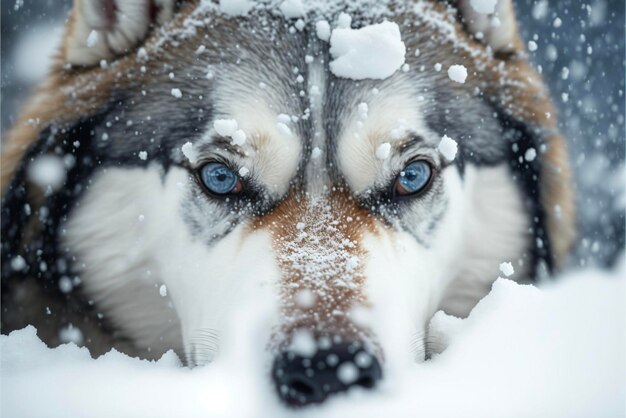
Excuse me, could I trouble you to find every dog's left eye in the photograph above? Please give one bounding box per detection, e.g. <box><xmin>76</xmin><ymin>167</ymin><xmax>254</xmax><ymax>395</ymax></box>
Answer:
<box><xmin>394</xmin><ymin>160</ymin><xmax>433</xmax><ymax>196</ymax></box>
<box><xmin>199</xmin><ymin>163</ymin><xmax>243</xmax><ymax>195</ymax></box>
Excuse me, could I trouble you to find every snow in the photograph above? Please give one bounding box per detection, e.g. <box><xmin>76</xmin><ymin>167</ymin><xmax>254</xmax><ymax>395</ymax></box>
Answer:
<box><xmin>316</xmin><ymin>20</ymin><xmax>331</xmax><ymax>41</ymax></box>
<box><xmin>219</xmin><ymin>0</ymin><xmax>254</xmax><ymax>16</ymax></box>
<box><xmin>1</xmin><ymin>269</ymin><xmax>623</xmax><ymax>417</ymax></box>
<box><xmin>447</xmin><ymin>64</ymin><xmax>467</xmax><ymax>83</ymax></box>
<box><xmin>239</xmin><ymin>167</ymin><xmax>250</xmax><ymax>177</ymax></box>
<box><xmin>528</xmin><ymin>40</ymin><xmax>538</xmax><ymax>52</ymax></box>
<box><xmin>27</xmin><ymin>154</ymin><xmax>67</xmax><ymax>192</ymax></box>
<box><xmin>279</xmin><ymin>0</ymin><xmax>304</xmax><ymax>18</ymax></box>
<box><xmin>294</xmin><ymin>289</ymin><xmax>316</xmax><ymax>308</ymax></box>
<box><xmin>213</xmin><ymin>119</ymin><xmax>239</xmax><ymax>137</ymax></box>
<box><xmin>329</xmin><ymin>21</ymin><xmax>406</xmax><ymax>80</ymax></box>
<box><xmin>159</xmin><ymin>285</ymin><xmax>168</xmax><ymax>297</ymax></box>
<box><xmin>337</xmin><ymin>362</ymin><xmax>359</xmax><ymax>384</ymax></box>
<box><xmin>181</xmin><ymin>142</ymin><xmax>198</xmax><ymax>164</ymax></box>
<box><xmin>86</xmin><ymin>30</ymin><xmax>98</xmax><ymax>48</ymax></box>
<box><xmin>276</xmin><ymin>122</ymin><xmax>292</xmax><ymax>136</ymax></box>
<box><xmin>170</xmin><ymin>88</ymin><xmax>182</xmax><ymax>98</ymax></box>
<box><xmin>524</xmin><ymin>147</ymin><xmax>537</xmax><ymax>162</ymax></box>
<box><xmin>499</xmin><ymin>262</ymin><xmax>514</xmax><ymax>277</ymax></box>
<box><xmin>311</xmin><ymin>147</ymin><xmax>323</xmax><ymax>159</ymax></box>
<box><xmin>11</xmin><ymin>22</ymin><xmax>63</xmax><ymax>84</ymax></box>
<box><xmin>357</xmin><ymin>102</ymin><xmax>368</xmax><ymax>120</ymax></box>
<box><xmin>58</xmin><ymin>325</ymin><xmax>83</xmax><ymax>346</ymax></box>
<box><xmin>469</xmin><ymin>0</ymin><xmax>498</xmax><ymax>14</ymax></box>
<box><xmin>289</xmin><ymin>329</ymin><xmax>317</xmax><ymax>358</ymax></box>
<box><xmin>10</xmin><ymin>255</ymin><xmax>26</xmax><ymax>271</ymax></box>
<box><xmin>138</xmin><ymin>151</ymin><xmax>148</xmax><ymax>160</ymax></box>
<box><xmin>375</xmin><ymin>142</ymin><xmax>391</xmax><ymax>160</ymax></box>
<box><xmin>231</xmin><ymin>129</ymin><xmax>247</xmax><ymax>146</ymax></box>
<box><xmin>336</xmin><ymin>12</ymin><xmax>352</xmax><ymax>29</ymax></box>
<box><xmin>438</xmin><ymin>135</ymin><xmax>458</xmax><ymax>161</ymax></box>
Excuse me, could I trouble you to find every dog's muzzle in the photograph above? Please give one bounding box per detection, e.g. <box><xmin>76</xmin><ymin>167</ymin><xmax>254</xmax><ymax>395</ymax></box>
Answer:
<box><xmin>271</xmin><ymin>340</ymin><xmax>382</xmax><ymax>407</ymax></box>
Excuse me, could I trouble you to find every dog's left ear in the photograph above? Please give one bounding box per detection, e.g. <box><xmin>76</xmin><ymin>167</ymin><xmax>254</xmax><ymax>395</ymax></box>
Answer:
<box><xmin>64</xmin><ymin>0</ymin><xmax>178</xmax><ymax>66</ymax></box>
<box><xmin>450</xmin><ymin>0</ymin><xmax>576</xmax><ymax>269</ymax></box>
<box><xmin>453</xmin><ymin>0</ymin><xmax>523</xmax><ymax>54</ymax></box>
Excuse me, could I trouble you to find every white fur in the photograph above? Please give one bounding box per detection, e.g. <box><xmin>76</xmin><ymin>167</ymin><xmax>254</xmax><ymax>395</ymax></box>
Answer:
<box><xmin>439</xmin><ymin>164</ymin><xmax>531</xmax><ymax>317</ymax></box>
<box><xmin>64</xmin><ymin>165</ymin><xmax>281</xmax><ymax>361</ymax></box>
<box><xmin>363</xmin><ymin>163</ymin><xmax>529</xmax><ymax>370</ymax></box>
<box><xmin>336</xmin><ymin>85</ymin><xmax>432</xmax><ymax>193</ymax></box>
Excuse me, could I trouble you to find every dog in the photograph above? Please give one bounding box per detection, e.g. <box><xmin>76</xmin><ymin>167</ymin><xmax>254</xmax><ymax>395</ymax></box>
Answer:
<box><xmin>1</xmin><ymin>0</ymin><xmax>575</xmax><ymax>407</ymax></box>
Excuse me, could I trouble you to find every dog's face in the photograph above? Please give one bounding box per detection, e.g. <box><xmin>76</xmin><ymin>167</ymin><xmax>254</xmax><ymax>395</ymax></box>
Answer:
<box><xmin>2</xmin><ymin>0</ymin><xmax>575</xmax><ymax>408</ymax></box>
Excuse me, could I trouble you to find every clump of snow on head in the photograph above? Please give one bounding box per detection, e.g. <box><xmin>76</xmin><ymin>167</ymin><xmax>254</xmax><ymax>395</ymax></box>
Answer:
<box><xmin>329</xmin><ymin>21</ymin><xmax>406</xmax><ymax>80</ymax></box>
<box><xmin>376</xmin><ymin>143</ymin><xmax>391</xmax><ymax>160</ymax></box>
<box><xmin>448</xmin><ymin>65</ymin><xmax>468</xmax><ymax>83</ymax></box>
<box><xmin>181</xmin><ymin>142</ymin><xmax>198</xmax><ymax>164</ymax></box>
<box><xmin>159</xmin><ymin>284</ymin><xmax>168</xmax><ymax>297</ymax></box>
<box><xmin>470</xmin><ymin>0</ymin><xmax>498</xmax><ymax>14</ymax></box>
<box><xmin>219</xmin><ymin>0</ymin><xmax>253</xmax><ymax>16</ymax></box>
<box><xmin>27</xmin><ymin>155</ymin><xmax>67</xmax><ymax>192</ymax></box>
<box><xmin>279</xmin><ymin>0</ymin><xmax>304</xmax><ymax>18</ymax></box>
<box><xmin>438</xmin><ymin>135</ymin><xmax>458</xmax><ymax>161</ymax></box>
<box><xmin>316</xmin><ymin>20</ymin><xmax>331</xmax><ymax>41</ymax></box>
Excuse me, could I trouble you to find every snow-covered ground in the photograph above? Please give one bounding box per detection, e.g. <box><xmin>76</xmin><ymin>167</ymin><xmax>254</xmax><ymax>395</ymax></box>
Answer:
<box><xmin>2</xmin><ymin>268</ymin><xmax>624</xmax><ymax>418</ymax></box>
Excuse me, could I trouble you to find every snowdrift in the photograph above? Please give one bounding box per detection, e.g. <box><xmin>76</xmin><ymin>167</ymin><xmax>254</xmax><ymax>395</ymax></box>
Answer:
<box><xmin>2</xmin><ymin>269</ymin><xmax>624</xmax><ymax>418</ymax></box>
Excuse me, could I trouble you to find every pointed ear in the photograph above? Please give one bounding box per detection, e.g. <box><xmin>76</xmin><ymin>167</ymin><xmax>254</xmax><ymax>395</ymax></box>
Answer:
<box><xmin>63</xmin><ymin>0</ymin><xmax>177</xmax><ymax>66</ymax></box>
<box><xmin>455</xmin><ymin>0</ymin><xmax>523</xmax><ymax>54</ymax></box>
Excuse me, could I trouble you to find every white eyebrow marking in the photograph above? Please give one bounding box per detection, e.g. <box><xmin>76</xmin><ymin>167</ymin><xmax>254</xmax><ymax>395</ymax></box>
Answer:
<box><xmin>336</xmin><ymin>86</ymin><xmax>432</xmax><ymax>193</ymax></box>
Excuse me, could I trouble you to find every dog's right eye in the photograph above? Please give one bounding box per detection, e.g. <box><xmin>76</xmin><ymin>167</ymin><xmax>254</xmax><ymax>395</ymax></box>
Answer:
<box><xmin>199</xmin><ymin>163</ymin><xmax>242</xmax><ymax>196</ymax></box>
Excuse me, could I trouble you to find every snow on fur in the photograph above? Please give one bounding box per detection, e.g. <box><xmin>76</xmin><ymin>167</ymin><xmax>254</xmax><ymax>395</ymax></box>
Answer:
<box><xmin>329</xmin><ymin>21</ymin><xmax>406</xmax><ymax>80</ymax></box>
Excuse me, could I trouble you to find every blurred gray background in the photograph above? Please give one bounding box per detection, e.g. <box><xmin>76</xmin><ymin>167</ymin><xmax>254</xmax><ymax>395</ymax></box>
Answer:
<box><xmin>1</xmin><ymin>0</ymin><xmax>624</xmax><ymax>268</ymax></box>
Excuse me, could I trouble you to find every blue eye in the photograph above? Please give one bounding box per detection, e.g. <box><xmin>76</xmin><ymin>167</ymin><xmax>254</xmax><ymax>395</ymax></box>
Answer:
<box><xmin>200</xmin><ymin>163</ymin><xmax>241</xmax><ymax>195</ymax></box>
<box><xmin>395</xmin><ymin>160</ymin><xmax>432</xmax><ymax>196</ymax></box>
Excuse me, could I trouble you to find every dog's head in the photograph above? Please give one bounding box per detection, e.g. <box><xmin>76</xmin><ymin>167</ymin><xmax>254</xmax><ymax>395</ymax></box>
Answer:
<box><xmin>1</xmin><ymin>0</ymin><xmax>575</xmax><ymax>407</ymax></box>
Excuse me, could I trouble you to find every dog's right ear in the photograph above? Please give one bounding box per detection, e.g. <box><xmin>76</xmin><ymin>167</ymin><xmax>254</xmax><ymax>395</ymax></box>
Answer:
<box><xmin>64</xmin><ymin>0</ymin><xmax>177</xmax><ymax>66</ymax></box>
<box><xmin>453</xmin><ymin>0</ymin><xmax>523</xmax><ymax>54</ymax></box>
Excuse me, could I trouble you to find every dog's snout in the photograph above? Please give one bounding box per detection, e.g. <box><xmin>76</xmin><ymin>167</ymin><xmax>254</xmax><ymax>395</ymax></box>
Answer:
<box><xmin>271</xmin><ymin>341</ymin><xmax>382</xmax><ymax>407</ymax></box>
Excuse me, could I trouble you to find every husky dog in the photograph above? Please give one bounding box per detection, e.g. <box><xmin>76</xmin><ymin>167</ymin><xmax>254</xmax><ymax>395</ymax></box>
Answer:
<box><xmin>1</xmin><ymin>0</ymin><xmax>575</xmax><ymax>407</ymax></box>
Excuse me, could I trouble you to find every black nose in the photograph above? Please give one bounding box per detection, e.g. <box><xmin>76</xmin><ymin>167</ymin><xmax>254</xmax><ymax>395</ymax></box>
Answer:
<box><xmin>271</xmin><ymin>341</ymin><xmax>383</xmax><ymax>407</ymax></box>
